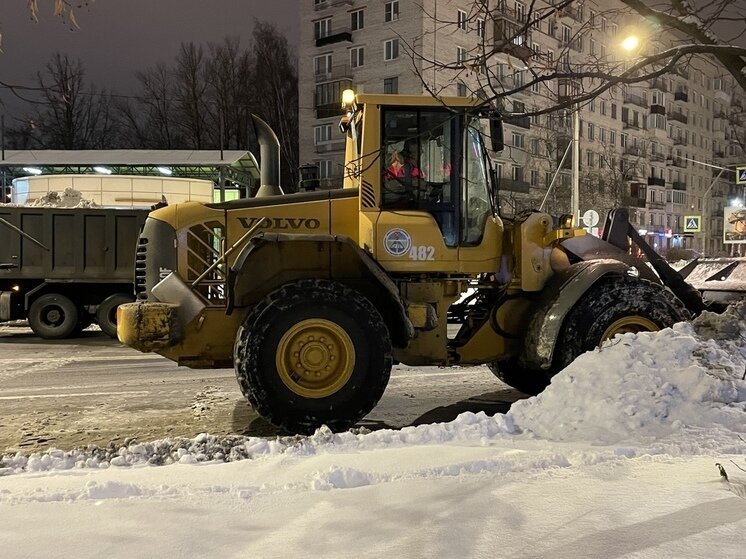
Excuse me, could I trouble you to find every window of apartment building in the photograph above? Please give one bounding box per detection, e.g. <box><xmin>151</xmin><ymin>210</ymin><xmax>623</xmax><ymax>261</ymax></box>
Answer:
<box><xmin>531</xmin><ymin>170</ymin><xmax>539</xmax><ymax>186</ymax></box>
<box><xmin>384</xmin><ymin>39</ymin><xmax>400</xmax><ymax>61</ymax></box>
<box><xmin>384</xmin><ymin>76</ymin><xmax>399</xmax><ymax>94</ymax></box>
<box><xmin>457</xmin><ymin>82</ymin><xmax>467</xmax><ymax>96</ymax></box>
<box><xmin>545</xmin><ymin>171</ymin><xmax>552</xmax><ymax>186</ymax></box>
<box><xmin>611</xmin><ymin>103</ymin><xmax>617</xmax><ymax>119</ymax></box>
<box><xmin>587</xmin><ymin>122</ymin><xmax>595</xmax><ymax>141</ymax></box>
<box><xmin>532</xmin><ymin>42</ymin><xmax>541</xmax><ymax>59</ymax></box>
<box><xmin>600</xmin><ymin>127</ymin><xmax>606</xmax><ymax>143</ymax></box>
<box><xmin>599</xmin><ymin>43</ymin><xmax>607</xmax><ymax>58</ymax></box>
<box><xmin>608</xmin><ymin>130</ymin><xmax>615</xmax><ymax>146</ymax></box>
<box><xmin>350</xmin><ymin>46</ymin><xmax>364</xmax><ymax>68</ymax></box>
<box><xmin>562</xmin><ymin>25</ymin><xmax>571</xmax><ymax>45</ymax></box>
<box><xmin>512</xmin><ymin>165</ymin><xmax>524</xmax><ymax>182</ymax></box>
<box><xmin>530</xmin><ymin>138</ymin><xmax>540</xmax><ymax>155</ymax></box>
<box><xmin>456</xmin><ymin>46</ymin><xmax>466</xmax><ymax>65</ymax></box>
<box><xmin>314</xmin><ymin>17</ymin><xmax>332</xmax><ymax>40</ymax></box>
<box><xmin>590</xmin><ymin>10</ymin><xmax>596</xmax><ymax>26</ymax></box>
<box><xmin>314</xmin><ymin>123</ymin><xmax>333</xmax><ymax>145</ymax></box>
<box><xmin>351</xmin><ymin>9</ymin><xmax>364</xmax><ymax>31</ymax></box>
<box><xmin>589</xmin><ymin>98</ymin><xmax>596</xmax><ymax>112</ymax></box>
<box><xmin>600</xmin><ymin>100</ymin><xmax>606</xmax><ymax>115</ymax></box>
<box><xmin>609</xmin><ymin>23</ymin><xmax>617</xmax><ymax>37</ymax></box>
<box><xmin>313</xmin><ymin>53</ymin><xmax>332</xmax><ymax>79</ymax></box>
<box><xmin>457</xmin><ymin>9</ymin><xmax>467</xmax><ymax>30</ymax></box>
<box><xmin>317</xmin><ymin>160</ymin><xmax>333</xmax><ymax>179</ymax></box>
<box><xmin>601</xmin><ymin>17</ymin><xmax>607</xmax><ymax>32</ymax></box>
<box><xmin>586</xmin><ymin>150</ymin><xmax>594</xmax><ymax>168</ymax></box>
<box><xmin>589</xmin><ymin>38</ymin><xmax>596</xmax><ymax>56</ymax></box>
<box><xmin>531</xmin><ymin>80</ymin><xmax>541</xmax><ymax>93</ymax></box>
<box><xmin>512</xmin><ymin>132</ymin><xmax>524</xmax><ymax>148</ymax></box>
<box><xmin>620</xmin><ymin>133</ymin><xmax>627</xmax><ymax>148</ymax></box>
<box><xmin>515</xmin><ymin>2</ymin><xmax>526</xmax><ymax>22</ymax></box>
<box><xmin>477</xmin><ymin>18</ymin><xmax>485</xmax><ymax>38</ymax></box>
<box><xmin>314</xmin><ymin>0</ymin><xmax>327</xmax><ymax>5</ymax></box>
<box><xmin>385</xmin><ymin>1</ymin><xmax>399</xmax><ymax>22</ymax></box>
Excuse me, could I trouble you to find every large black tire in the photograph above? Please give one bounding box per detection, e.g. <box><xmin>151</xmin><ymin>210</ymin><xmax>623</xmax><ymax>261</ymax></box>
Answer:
<box><xmin>554</xmin><ymin>275</ymin><xmax>689</xmax><ymax>370</ymax></box>
<box><xmin>28</xmin><ymin>293</ymin><xmax>79</xmax><ymax>339</ymax></box>
<box><xmin>487</xmin><ymin>360</ymin><xmax>551</xmax><ymax>396</ymax></box>
<box><xmin>96</xmin><ymin>293</ymin><xmax>135</xmax><ymax>338</ymax></box>
<box><xmin>489</xmin><ymin>275</ymin><xmax>689</xmax><ymax>395</ymax></box>
<box><xmin>234</xmin><ymin>279</ymin><xmax>393</xmax><ymax>434</ymax></box>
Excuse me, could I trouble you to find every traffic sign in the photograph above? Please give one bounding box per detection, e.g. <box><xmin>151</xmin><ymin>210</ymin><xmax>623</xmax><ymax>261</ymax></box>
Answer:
<box><xmin>737</xmin><ymin>166</ymin><xmax>746</xmax><ymax>185</ymax></box>
<box><xmin>683</xmin><ymin>215</ymin><xmax>701</xmax><ymax>232</ymax></box>
<box><xmin>582</xmin><ymin>209</ymin><xmax>599</xmax><ymax>227</ymax></box>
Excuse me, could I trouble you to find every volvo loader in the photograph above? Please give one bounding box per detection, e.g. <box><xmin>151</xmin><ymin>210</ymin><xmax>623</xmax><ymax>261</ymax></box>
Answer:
<box><xmin>118</xmin><ymin>91</ymin><xmax>704</xmax><ymax>433</ymax></box>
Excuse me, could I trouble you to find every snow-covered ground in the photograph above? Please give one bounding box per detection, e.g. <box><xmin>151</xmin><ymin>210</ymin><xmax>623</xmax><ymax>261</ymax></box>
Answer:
<box><xmin>1</xmin><ymin>305</ymin><xmax>745</xmax><ymax>558</ymax></box>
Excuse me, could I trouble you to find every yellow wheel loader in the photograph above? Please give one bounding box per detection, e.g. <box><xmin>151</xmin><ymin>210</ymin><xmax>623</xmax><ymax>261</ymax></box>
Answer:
<box><xmin>117</xmin><ymin>91</ymin><xmax>704</xmax><ymax>434</ymax></box>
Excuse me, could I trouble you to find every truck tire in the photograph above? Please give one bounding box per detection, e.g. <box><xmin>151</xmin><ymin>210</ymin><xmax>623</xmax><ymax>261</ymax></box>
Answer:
<box><xmin>234</xmin><ymin>279</ymin><xmax>393</xmax><ymax>434</ymax></box>
<box><xmin>97</xmin><ymin>293</ymin><xmax>135</xmax><ymax>338</ymax></box>
<box><xmin>28</xmin><ymin>293</ymin><xmax>79</xmax><ymax>340</ymax></box>
<box><xmin>488</xmin><ymin>275</ymin><xmax>689</xmax><ymax>395</ymax></box>
<box><xmin>554</xmin><ymin>275</ymin><xmax>688</xmax><ymax>371</ymax></box>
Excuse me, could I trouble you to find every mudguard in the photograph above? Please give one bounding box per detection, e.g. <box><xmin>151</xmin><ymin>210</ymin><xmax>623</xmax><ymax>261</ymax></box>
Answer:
<box><xmin>227</xmin><ymin>232</ymin><xmax>414</xmax><ymax>345</ymax></box>
<box><xmin>520</xmin><ymin>259</ymin><xmax>633</xmax><ymax>370</ymax></box>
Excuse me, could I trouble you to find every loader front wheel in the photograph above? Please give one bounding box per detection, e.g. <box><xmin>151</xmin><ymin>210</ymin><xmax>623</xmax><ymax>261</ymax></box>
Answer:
<box><xmin>234</xmin><ymin>279</ymin><xmax>393</xmax><ymax>434</ymax></box>
<box><xmin>554</xmin><ymin>275</ymin><xmax>689</xmax><ymax>371</ymax></box>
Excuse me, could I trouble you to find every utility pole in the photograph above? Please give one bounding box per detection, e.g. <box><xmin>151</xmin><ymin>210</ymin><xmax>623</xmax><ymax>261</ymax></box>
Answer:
<box><xmin>571</xmin><ymin>105</ymin><xmax>580</xmax><ymax>221</ymax></box>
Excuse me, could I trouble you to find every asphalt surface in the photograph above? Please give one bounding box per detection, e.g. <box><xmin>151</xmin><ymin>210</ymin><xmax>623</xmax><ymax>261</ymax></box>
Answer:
<box><xmin>0</xmin><ymin>324</ymin><xmax>527</xmax><ymax>453</ymax></box>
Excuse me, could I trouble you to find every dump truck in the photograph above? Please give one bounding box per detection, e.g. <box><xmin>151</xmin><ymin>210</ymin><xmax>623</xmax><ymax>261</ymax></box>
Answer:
<box><xmin>0</xmin><ymin>205</ymin><xmax>149</xmax><ymax>338</ymax></box>
<box><xmin>117</xmin><ymin>92</ymin><xmax>721</xmax><ymax>433</ymax></box>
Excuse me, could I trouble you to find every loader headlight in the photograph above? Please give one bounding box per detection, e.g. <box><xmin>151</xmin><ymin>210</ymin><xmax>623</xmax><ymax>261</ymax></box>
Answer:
<box><xmin>341</xmin><ymin>88</ymin><xmax>356</xmax><ymax>109</ymax></box>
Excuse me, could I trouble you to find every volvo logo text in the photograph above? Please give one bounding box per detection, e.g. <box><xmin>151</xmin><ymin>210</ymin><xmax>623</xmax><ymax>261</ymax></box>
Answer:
<box><xmin>237</xmin><ymin>217</ymin><xmax>321</xmax><ymax>230</ymax></box>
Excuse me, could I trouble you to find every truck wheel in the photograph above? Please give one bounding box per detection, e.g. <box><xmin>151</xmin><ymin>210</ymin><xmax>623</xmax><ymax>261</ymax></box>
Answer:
<box><xmin>28</xmin><ymin>294</ymin><xmax>79</xmax><ymax>339</ymax></box>
<box><xmin>234</xmin><ymin>279</ymin><xmax>393</xmax><ymax>434</ymax></box>
<box><xmin>97</xmin><ymin>293</ymin><xmax>135</xmax><ymax>338</ymax></box>
<box><xmin>555</xmin><ymin>275</ymin><xmax>688</xmax><ymax>372</ymax></box>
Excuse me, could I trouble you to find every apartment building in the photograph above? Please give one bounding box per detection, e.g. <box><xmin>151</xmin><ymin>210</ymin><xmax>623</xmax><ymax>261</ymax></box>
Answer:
<box><xmin>300</xmin><ymin>0</ymin><xmax>745</xmax><ymax>256</ymax></box>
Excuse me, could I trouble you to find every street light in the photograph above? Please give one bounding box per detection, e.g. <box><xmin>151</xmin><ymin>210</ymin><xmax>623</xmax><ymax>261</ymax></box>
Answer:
<box><xmin>621</xmin><ymin>35</ymin><xmax>641</xmax><ymax>53</ymax></box>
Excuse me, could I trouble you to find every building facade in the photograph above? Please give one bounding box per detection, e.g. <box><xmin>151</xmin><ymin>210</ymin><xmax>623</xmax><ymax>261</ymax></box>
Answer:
<box><xmin>300</xmin><ymin>0</ymin><xmax>745</xmax><ymax>256</ymax></box>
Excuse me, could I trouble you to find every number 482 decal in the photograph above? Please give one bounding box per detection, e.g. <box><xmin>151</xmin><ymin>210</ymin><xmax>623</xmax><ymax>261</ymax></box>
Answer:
<box><xmin>409</xmin><ymin>245</ymin><xmax>435</xmax><ymax>260</ymax></box>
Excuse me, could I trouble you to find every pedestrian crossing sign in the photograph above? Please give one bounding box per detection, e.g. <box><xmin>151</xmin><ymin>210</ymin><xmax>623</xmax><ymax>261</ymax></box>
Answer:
<box><xmin>684</xmin><ymin>215</ymin><xmax>701</xmax><ymax>232</ymax></box>
<box><xmin>737</xmin><ymin>166</ymin><xmax>746</xmax><ymax>185</ymax></box>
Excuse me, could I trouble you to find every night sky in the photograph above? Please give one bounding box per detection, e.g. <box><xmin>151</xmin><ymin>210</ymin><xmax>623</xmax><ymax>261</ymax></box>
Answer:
<box><xmin>0</xmin><ymin>0</ymin><xmax>299</xmax><ymax>114</ymax></box>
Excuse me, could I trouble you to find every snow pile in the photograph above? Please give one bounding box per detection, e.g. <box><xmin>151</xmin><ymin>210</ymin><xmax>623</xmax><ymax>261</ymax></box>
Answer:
<box><xmin>508</xmin><ymin>303</ymin><xmax>746</xmax><ymax>445</ymax></box>
<box><xmin>29</xmin><ymin>188</ymin><xmax>97</xmax><ymax>208</ymax></box>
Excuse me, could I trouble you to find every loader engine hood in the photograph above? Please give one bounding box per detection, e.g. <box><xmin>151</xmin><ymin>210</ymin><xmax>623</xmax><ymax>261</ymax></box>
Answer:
<box><xmin>134</xmin><ymin>215</ymin><xmax>178</xmax><ymax>302</ymax></box>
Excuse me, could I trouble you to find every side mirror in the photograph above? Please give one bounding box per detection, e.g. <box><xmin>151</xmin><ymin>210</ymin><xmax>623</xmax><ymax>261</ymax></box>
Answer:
<box><xmin>489</xmin><ymin>116</ymin><xmax>504</xmax><ymax>152</ymax></box>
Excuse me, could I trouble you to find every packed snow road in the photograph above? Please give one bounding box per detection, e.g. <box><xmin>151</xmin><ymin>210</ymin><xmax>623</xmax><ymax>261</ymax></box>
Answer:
<box><xmin>0</xmin><ymin>324</ymin><xmax>524</xmax><ymax>453</ymax></box>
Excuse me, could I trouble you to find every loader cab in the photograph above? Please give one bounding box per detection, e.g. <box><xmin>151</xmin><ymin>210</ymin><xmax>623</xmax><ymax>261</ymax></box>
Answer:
<box><xmin>342</xmin><ymin>92</ymin><xmax>504</xmax><ymax>274</ymax></box>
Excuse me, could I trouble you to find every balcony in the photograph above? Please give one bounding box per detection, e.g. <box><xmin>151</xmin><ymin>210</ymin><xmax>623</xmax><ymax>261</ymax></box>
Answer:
<box><xmin>669</xmin><ymin>157</ymin><xmax>687</xmax><ymax>168</ymax></box>
<box><xmin>623</xmin><ymin>93</ymin><xmax>648</xmax><ymax>108</ymax></box>
<box><xmin>673</xmin><ymin>137</ymin><xmax>687</xmax><ymax>146</ymax></box>
<box><xmin>649</xmin><ymin>78</ymin><xmax>668</xmax><ymax>92</ymax></box>
<box><xmin>314</xmin><ymin>78</ymin><xmax>353</xmax><ymax>118</ymax></box>
<box><xmin>623</xmin><ymin>121</ymin><xmax>645</xmax><ymax>131</ymax></box>
<box><xmin>668</xmin><ymin>110</ymin><xmax>687</xmax><ymax>124</ymax></box>
<box><xmin>650</xmin><ymin>104</ymin><xmax>665</xmax><ymax>115</ymax></box>
<box><xmin>622</xmin><ymin>196</ymin><xmax>647</xmax><ymax>208</ymax></box>
<box><xmin>499</xmin><ymin>178</ymin><xmax>530</xmax><ymax>193</ymax></box>
<box><xmin>650</xmin><ymin>152</ymin><xmax>667</xmax><ymax>162</ymax></box>
<box><xmin>314</xmin><ymin>0</ymin><xmax>355</xmax><ymax>10</ymax></box>
<box><xmin>624</xmin><ymin>145</ymin><xmax>645</xmax><ymax>156</ymax></box>
<box><xmin>314</xmin><ymin>64</ymin><xmax>353</xmax><ymax>83</ymax></box>
<box><xmin>647</xmin><ymin>176</ymin><xmax>666</xmax><ymax>187</ymax></box>
<box><xmin>315</xmin><ymin>28</ymin><xmax>353</xmax><ymax>47</ymax></box>
<box><xmin>558</xmin><ymin>5</ymin><xmax>582</xmax><ymax>22</ymax></box>
<box><xmin>672</xmin><ymin>181</ymin><xmax>687</xmax><ymax>191</ymax></box>
<box><xmin>713</xmin><ymin>87</ymin><xmax>731</xmax><ymax>104</ymax></box>
<box><xmin>493</xmin><ymin>20</ymin><xmax>533</xmax><ymax>59</ymax></box>
<box><xmin>674</xmin><ymin>90</ymin><xmax>688</xmax><ymax>102</ymax></box>
<box><xmin>504</xmin><ymin>114</ymin><xmax>530</xmax><ymax>129</ymax></box>
<box><xmin>648</xmin><ymin>201</ymin><xmax>666</xmax><ymax>210</ymax></box>
<box><xmin>714</xmin><ymin>150</ymin><xmax>726</xmax><ymax>158</ymax></box>
<box><xmin>314</xmin><ymin>139</ymin><xmax>346</xmax><ymax>153</ymax></box>
<box><xmin>493</xmin><ymin>4</ymin><xmax>528</xmax><ymax>25</ymax></box>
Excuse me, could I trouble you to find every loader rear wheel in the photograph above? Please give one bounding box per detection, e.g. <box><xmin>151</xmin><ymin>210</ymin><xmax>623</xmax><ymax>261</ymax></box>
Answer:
<box><xmin>97</xmin><ymin>293</ymin><xmax>135</xmax><ymax>338</ymax></box>
<box><xmin>487</xmin><ymin>361</ymin><xmax>550</xmax><ymax>396</ymax></box>
<box><xmin>28</xmin><ymin>293</ymin><xmax>79</xmax><ymax>339</ymax></box>
<box><xmin>234</xmin><ymin>279</ymin><xmax>393</xmax><ymax>434</ymax></box>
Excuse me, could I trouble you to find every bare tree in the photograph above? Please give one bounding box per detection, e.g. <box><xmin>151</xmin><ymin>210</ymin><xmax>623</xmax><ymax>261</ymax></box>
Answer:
<box><xmin>11</xmin><ymin>53</ymin><xmax>114</xmax><ymax>149</ymax></box>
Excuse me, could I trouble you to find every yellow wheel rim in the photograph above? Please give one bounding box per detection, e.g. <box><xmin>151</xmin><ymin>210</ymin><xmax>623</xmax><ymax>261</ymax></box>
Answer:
<box><xmin>276</xmin><ymin>318</ymin><xmax>355</xmax><ymax>399</ymax></box>
<box><xmin>602</xmin><ymin>315</ymin><xmax>659</xmax><ymax>341</ymax></box>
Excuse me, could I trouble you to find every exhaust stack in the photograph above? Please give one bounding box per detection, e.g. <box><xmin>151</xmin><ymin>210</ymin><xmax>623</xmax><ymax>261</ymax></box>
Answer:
<box><xmin>251</xmin><ymin>114</ymin><xmax>284</xmax><ymax>197</ymax></box>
